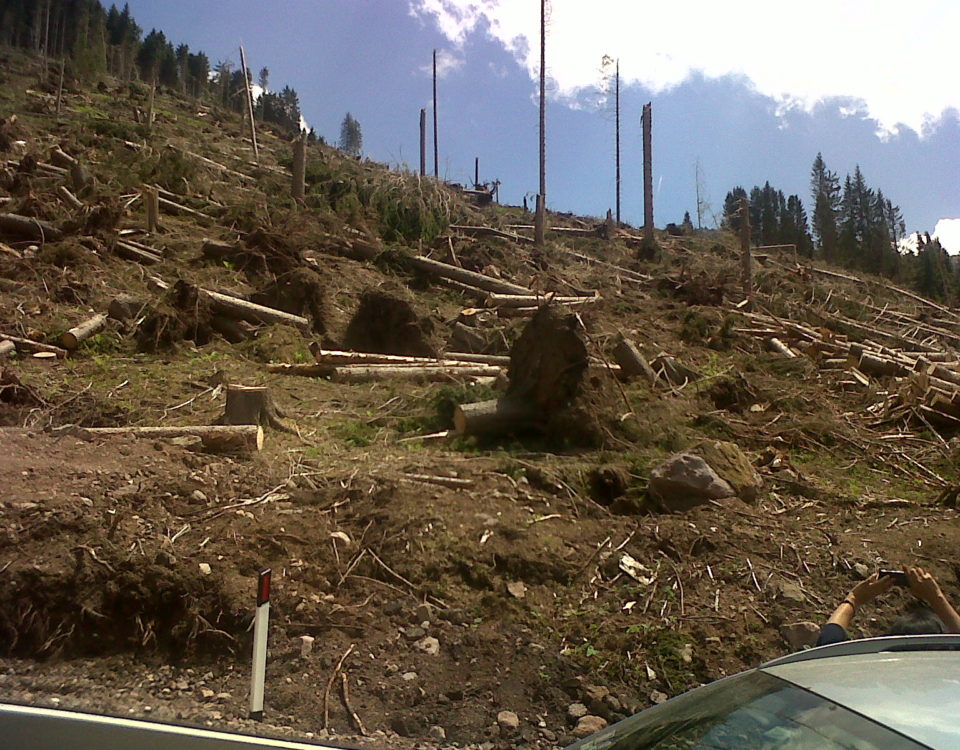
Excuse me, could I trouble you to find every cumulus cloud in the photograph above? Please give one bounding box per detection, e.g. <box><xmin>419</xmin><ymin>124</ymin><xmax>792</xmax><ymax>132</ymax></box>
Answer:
<box><xmin>408</xmin><ymin>0</ymin><xmax>960</xmax><ymax>137</ymax></box>
<box><xmin>934</xmin><ymin>218</ymin><xmax>960</xmax><ymax>255</ymax></box>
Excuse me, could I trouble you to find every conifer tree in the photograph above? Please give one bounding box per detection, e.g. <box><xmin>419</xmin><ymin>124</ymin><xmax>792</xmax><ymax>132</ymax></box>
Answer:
<box><xmin>339</xmin><ymin>113</ymin><xmax>362</xmax><ymax>157</ymax></box>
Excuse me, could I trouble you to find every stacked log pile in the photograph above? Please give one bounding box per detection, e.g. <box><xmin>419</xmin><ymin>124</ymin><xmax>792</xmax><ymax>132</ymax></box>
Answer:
<box><xmin>732</xmin><ymin>303</ymin><xmax>960</xmax><ymax>430</ymax></box>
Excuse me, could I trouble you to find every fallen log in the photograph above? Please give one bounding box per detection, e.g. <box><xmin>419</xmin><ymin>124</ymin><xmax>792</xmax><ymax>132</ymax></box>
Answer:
<box><xmin>452</xmin><ymin>398</ymin><xmax>538</xmax><ymax>436</ymax></box>
<box><xmin>402</xmin><ymin>473</ymin><xmax>475</xmax><ymax>489</ymax></box>
<box><xmin>0</xmin><ymin>213</ymin><xmax>64</xmax><ymax>242</ymax></box>
<box><xmin>61</xmin><ymin>314</ymin><xmax>107</xmax><ymax>351</ymax></box>
<box><xmin>443</xmin><ymin>352</ymin><xmax>510</xmax><ymax>366</ymax></box>
<box><xmin>310</xmin><ymin>349</ymin><xmax>509</xmax><ymax>367</ymax></box>
<box><xmin>0</xmin><ymin>335</ymin><xmax>67</xmax><ymax>358</ymax></box>
<box><xmin>485</xmin><ymin>293</ymin><xmax>598</xmax><ymax>308</ymax></box>
<box><xmin>157</xmin><ymin>194</ymin><xmax>212</xmax><ymax>221</ymax></box>
<box><xmin>559</xmin><ymin>248</ymin><xmax>652</xmax><ymax>283</ymax></box>
<box><xmin>406</xmin><ymin>254</ymin><xmax>532</xmax><ymax>295</ymax></box>
<box><xmin>767</xmin><ymin>337</ymin><xmax>796</xmax><ymax>358</ymax></box>
<box><xmin>115</xmin><ymin>240</ymin><xmax>162</xmax><ymax>265</ymax></box>
<box><xmin>202</xmin><ymin>288</ymin><xmax>310</xmax><ymax>330</ymax></box>
<box><xmin>331</xmin><ymin>364</ymin><xmax>501</xmax><ymax>383</ymax></box>
<box><xmin>56</xmin><ymin>185</ymin><xmax>84</xmax><ymax>210</ymax></box>
<box><xmin>612</xmin><ymin>336</ymin><xmax>657</xmax><ymax>385</ymax></box>
<box><xmin>48</xmin><ymin>147</ymin><xmax>78</xmax><ymax>170</ymax></box>
<box><xmin>449</xmin><ymin>224</ymin><xmax>534</xmax><ymax>244</ymax></box>
<box><xmin>76</xmin><ymin>424</ymin><xmax>263</xmax><ymax>452</ymax></box>
<box><xmin>855</xmin><ymin>351</ymin><xmax>911</xmax><ymax>378</ymax></box>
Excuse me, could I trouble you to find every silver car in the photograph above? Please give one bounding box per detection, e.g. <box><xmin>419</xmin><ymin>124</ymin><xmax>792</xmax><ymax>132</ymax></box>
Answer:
<box><xmin>565</xmin><ymin>635</ymin><xmax>960</xmax><ymax>750</ymax></box>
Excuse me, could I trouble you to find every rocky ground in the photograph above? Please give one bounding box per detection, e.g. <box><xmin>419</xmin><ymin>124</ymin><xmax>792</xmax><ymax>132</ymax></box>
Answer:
<box><xmin>1</xmin><ymin>45</ymin><xmax>959</xmax><ymax>749</ymax></box>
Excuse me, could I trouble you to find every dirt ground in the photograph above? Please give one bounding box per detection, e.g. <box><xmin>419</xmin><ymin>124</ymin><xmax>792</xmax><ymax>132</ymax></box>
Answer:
<box><xmin>2</xmin><ymin>46</ymin><xmax>960</xmax><ymax>749</ymax></box>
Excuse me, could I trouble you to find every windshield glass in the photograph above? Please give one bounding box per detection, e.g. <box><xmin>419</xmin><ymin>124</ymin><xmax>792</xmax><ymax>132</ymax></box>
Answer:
<box><xmin>568</xmin><ymin>671</ymin><xmax>927</xmax><ymax>750</ymax></box>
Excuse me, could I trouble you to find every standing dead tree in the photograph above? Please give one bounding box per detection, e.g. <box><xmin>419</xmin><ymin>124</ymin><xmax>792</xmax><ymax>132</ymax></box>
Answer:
<box><xmin>642</xmin><ymin>102</ymin><xmax>653</xmax><ymax>247</ymax></box>
<box><xmin>535</xmin><ymin>0</ymin><xmax>548</xmax><ymax>247</ymax></box>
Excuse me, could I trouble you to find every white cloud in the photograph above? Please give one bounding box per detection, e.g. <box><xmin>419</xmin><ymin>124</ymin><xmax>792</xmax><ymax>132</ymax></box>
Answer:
<box><xmin>934</xmin><ymin>218</ymin><xmax>960</xmax><ymax>255</ymax></box>
<box><xmin>408</xmin><ymin>0</ymin><xmax>960</xmax><ymax>136</ymax></box>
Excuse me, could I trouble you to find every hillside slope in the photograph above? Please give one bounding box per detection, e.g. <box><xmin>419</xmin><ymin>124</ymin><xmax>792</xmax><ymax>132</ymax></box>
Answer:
<box><xmin>2</xmin><ymin>47</ymin><xmax>959</xmax><ymax>748</ymax></box>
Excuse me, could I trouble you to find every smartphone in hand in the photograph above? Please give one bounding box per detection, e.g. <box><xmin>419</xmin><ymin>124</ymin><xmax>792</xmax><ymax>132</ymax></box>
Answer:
<box><xmin>879</xmin><ymin>569</ymin><xmax>908</xmax><ymax>586</ymax></box>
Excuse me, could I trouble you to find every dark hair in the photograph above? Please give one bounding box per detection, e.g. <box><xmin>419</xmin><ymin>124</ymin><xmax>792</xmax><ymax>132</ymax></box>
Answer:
<box><xmin>886</xmin><ymin>606</ymin><xmax>945</xmax><ymax>636</ymax></box>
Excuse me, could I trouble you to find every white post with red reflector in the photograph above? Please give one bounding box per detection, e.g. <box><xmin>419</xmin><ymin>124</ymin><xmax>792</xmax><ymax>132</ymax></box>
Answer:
<box><xmin>249</xmin><ymin>568</ymin><xmax>271</xmax><ymax>720</ymax></box>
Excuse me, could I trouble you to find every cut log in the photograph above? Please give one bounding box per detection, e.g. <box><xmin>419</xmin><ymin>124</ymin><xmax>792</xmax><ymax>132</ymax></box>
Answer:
<box><xmin>220</xmin><ymin>384</ymin><xmax>292</xmax><ymax>432</ymax></box>
<box><xmin>48</xmin><ymin>147</ymin><xmax>78</xmax><ymax>170</ymax></box>
<box><xmin>0</xmin><ymin>213</ymin><xmax>64</xmax><ymax>242</ymax></box>
<box><xmin>77</xmin><ymin>424</ymin><xmax>263</xmax><ymax>452</ymax></box>
<box><xmin>56</xmin><ymin>185</ymin><xmax>84</xmax><ymax>210</ymax></box>
<box><xmin>61</xmin><ymin>314</ymin><xmax>107</xmax><ymax>351</ymax></box>
<box><xmin>559</xmin><ymin>248</ymin><xmax>652</xmax><ymax>283</ymax></box>
<box><xmin>612</xmin><ymin>336</ymin><xmax>657</xmax><ymax>385</ymax></box>
<box><xmin>485</xmin><ymin>293</ymin><xmax>598</xmax><ymax>308</ymax></box>
<box><xmin>443</xmin><ymin>352</ymin><xmax>510</xmax><ymax>366</ymax></box>
<box><xmin>331</xmin><ymin>364</ymin><xmax>501</xmax><ymax>384</ymax></box>
<box><xmin>402</xmin><ymin>473</ymin><xmax>475</xmax><ymax>489</ymax></box>
<box><xmin>0</xmin><ymin>340</ymin><xmax>14</xmax><ymax>357</ymax></box>
<box><xmin>115</xmin><ymin>240</ymin><xmax>162</xmax><ymax>265</ymax></box>
<box><xmin>406</xmin><ymin>254</ymin><xmax>533</xmax><ymax>295</ymax></box>
<box><xmin>267</xmin><ymin>363</ymin><xmax>336</xmax><ymax>377</ymax></box>
<box><xmin>202</xmin><ymin>288</ymin><xmax>310</xmax><ymax>330</ymax></box>
<box><xmin>856</xmin><ymin>351</ymin><xmax>910</xmax><ymax>378</ymax></box>
<box><xmin>448</xmin><ymin>224</ymin><xmax>534</xmax><ymax>244</ymax></box>
<box><xmin>309</xmin><ymin>349</ymin><xmax>510</xmax><ymax>368</ymax></box>
<box><xmin>157</xmin><ymin>195</ymin><xmax>213</xmax><ymax>222</ymax></box>
<box><xmin>766</xmin><ymin>337</ymin><xmax>796</xmax><ymax>358</ymax></box>
<box><xmin>0</xmin><ymin>335</ymin><xmax>67</xmax><ymax>358</ymax></box>
<box><xmin>452</xmin><ymin>398</ymin><xmax>538</xmax><ymax>436</ymax></box>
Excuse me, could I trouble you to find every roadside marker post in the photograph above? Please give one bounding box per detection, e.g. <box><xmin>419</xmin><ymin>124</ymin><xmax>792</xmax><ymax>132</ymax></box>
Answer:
<box><xmin>249</xmin><ymin>568</ymin><xmax>271</xmax><ymax>721</ymax></box>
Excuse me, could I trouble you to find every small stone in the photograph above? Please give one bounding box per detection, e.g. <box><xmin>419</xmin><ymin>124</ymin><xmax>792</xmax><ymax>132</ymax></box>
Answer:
<box><xmin>602</xmin><ymin>694</ymin><xmax>622</xmax><ymax>713</ymax></box>
<box><xmin>572</xmin><ymin>715</ymin><xmax>608</xmax><ymax>738</ymax></box>
<box><xmin>506</xmin><ymin>580</ymin><xmax>527</xmax><ymax>599</ymax></box>
<box><xmin>414</xmin><ymin>636</ymin><xmax>440</xmax><ymax>655</ymax></box>
<box><xmin>770</xmin><ymin>578</ymin><xmax>806</xmax><ymax>605</ymax></box>
<box><xmin>428</xmin><ymin>726</ymin><xmax>447</xmax><ymax>740</ymax></box>
<box><xmin>198</xmin><ymin>562</ymin><xmax>211</xmax><ymax>576</ymax></box>
<box><xmin>413</xmin><ymin>604</ymin><xmax>433</xmax><ymax>623</ymax></box>
<box><xmin>780</xmin><ymin>621</ymin><xmax>821</xmax><ymax>650</ymax></box>
<box><xmin>497</xmin><ymin>710</ymin><xmax>520</xmax><ymax>735</ymax></box>
<box><xmin>678</xmin><ymin>643</ymin><xmax>693</xmax><ymax>664</ymax></box>
<box><xmin>215</xmin><ymin>692</ymin><xmax>231</xmax><ymax>702</ymax></box>
<box><xmin>650</xmin><ymin>691</ymin><xmax>668</xmax><ymax>705</ymax></box>
<box><xmin>200</xmin><ymin>688</ymin><xmax>215</xmax><ymax>700</ymax></box>
<box><xmin>383</xmin><ymin>600</ymin><xmax>403</xmax><ymax>616</ymax></box>
<box><xmin>191</xmin><ymin>490</ymin><xmax>207</xmax><ymax>503</ymax></box>
<box><xmin>583</xmin><ymin>684</ymin><xmax>609</xmax><ymax>703</ymax></box>
<box><xmin>402</xmin><ymin>626</ymin><xmax>426</xmax><ymax>641</ymax></box>
<box><xmin>540</xmin><ymin>728</ymin><xmax>557</xmax><ymax>742</ymax></box>
<box><xmin>567</xmin><ymin>702</ymin><xmax>589</xmax><ymax>723</ymax></box>
<box><xmin>401</xmin><ymin>672</ymin><xmax>418</xmax><ymax>681</ymax></box>
<box><xmin>298</xmin><ymin>635</ymin><xmax>315</xmax><ymax>658</ymax></box>
<box><xmin>854</xmin><ymin>563</ymin><xmax>871</xmax><ymax>579</ymax></box>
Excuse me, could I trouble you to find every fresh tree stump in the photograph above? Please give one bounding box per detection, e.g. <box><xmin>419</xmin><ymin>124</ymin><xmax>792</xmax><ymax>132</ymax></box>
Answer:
<box><xmin>220</xmin><ymin>384</ymin><xmax>292</xmax><ymax>432</ymax></box>
<box><xmin>612</xmin><ymin>335</ymin><xmax>657</xmax><ymax>385</ymax></box>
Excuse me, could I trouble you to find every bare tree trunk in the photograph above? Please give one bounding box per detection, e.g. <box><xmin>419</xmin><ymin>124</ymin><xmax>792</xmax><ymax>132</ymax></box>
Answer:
<box><xmin>642</xmin><ymin>102</ymin><xmax>653</xmax><ymax>244</ymax></box>
<box><xmin>55</xmin><ymin>58</ymin><xmax>64</xmax><ymax>114</ymax></box>
<box><xmin>145</xmin><ymin>187</ymin><xmax>159</xmax><ymax>233</ymax></box>
<box><xmin>146</xmin><ymin>77</ymin><xmax>155</xmax><ymax>132</ymax></box>
<box><xmin>239</xmin><ymin>44</ymin><xmax>260</xmax><ymax>163</ymax></box>
<box><xmin>537</xmin><ymin>0</ymin><xmax>547</xmax><ymax>247</ymax></box>
<box><xmin>615</xmin><ymin>59</ymin><xmax>620</xmax><ymax>226</ymax></box>
<box><xmin>419</xmin><ymin>108</ymin><xmax>426</xmax><ymax>176</ymax></box>
<box><xmin>535</xmin><ymin>194</ymin><xmax>545</xmax><ymax>247</ymax></box>
<box><xmin>432</xmin><ymin>49</ymin><xmax>439</xmax><ymax>179</ymax></box>
<box><xmin>292</xmin><ymin>130</ymin><xmax>306</xmax><ymax>203</ymax></box>
<box><xmin>740</xmin><ymin>195</ymin><xmax>752</xmax><ymax>300</ymax></box>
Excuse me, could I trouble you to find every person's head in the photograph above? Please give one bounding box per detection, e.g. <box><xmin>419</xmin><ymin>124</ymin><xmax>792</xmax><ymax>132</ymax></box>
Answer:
<box><xmin>886</xmin><ymin>605</ymin><xmax>945</xmax><ymax>636</ymax></box>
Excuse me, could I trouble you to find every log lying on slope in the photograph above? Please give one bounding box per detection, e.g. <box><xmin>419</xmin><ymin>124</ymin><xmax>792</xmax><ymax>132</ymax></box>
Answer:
<box><xmin>331</xmin><ymin>364</ymin><xmax>501</xmax><ymax>384</ymax></box>
<box><xmin>75</xmin><ymin>424</ymin><xmax>263</xmax><ymax>452</ymax></box>
<box><xmin>0</xmin><ymin>335</ymin><xmax>67</xmax><ymax>358</ymax></box>
<box><xmin>485</xmin><ymin>293</ymin><xmax>598</xmax><ymax>308</ymax></box>
<box><xmin>312</xmin><ymin>236</ymin><xmax>533</xmax><ymax>295</ymax></box>
<box><xmin>0</xmin><ymin>213</ymin><xmax>64</xmax><ymax>242</ymax></box>
<box><xmin>201</xmin><ymin>288</ymin><xmax>310</xmax><ymax>330</ymax></box>
<box><xmin>60</xmin><ymin>314</ymin><xmax>107</xmax><ymax>351</ymax></box>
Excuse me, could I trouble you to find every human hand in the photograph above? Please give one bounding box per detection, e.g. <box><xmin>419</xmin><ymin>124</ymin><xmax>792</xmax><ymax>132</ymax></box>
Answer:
<box><xmin>848</xmin><ymin>572</ymin><xmax>895</xmax><ymax>608</ymax></box>
<box><xmin>906</xmin><ymin>567</ymin><xmax>944</xmax><ymax>606</ymax></box>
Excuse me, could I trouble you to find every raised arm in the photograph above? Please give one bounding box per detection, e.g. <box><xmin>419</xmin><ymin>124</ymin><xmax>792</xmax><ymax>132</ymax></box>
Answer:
<box><xmin>906</xmin><ymin>567</ymin><xmax>960</xmax><ymax>634</ymax></box>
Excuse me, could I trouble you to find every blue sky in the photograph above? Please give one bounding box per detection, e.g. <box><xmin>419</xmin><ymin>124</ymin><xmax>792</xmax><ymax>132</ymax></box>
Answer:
<box><xmin>121</xmin><ymin>0</ymin><xmax>960</xmax><ymax>250</ymax></box>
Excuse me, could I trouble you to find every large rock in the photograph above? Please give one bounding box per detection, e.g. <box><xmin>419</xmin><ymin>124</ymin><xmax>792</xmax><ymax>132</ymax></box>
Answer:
<box><xmin>780</xmin><ymin>621</ymin><xmax>821</xmax><ymax>650</ymax></box>
<box><xmin>693</xmin><ymin>440</ymin><xmax>762</xmax><ymax>502</ymax></box>
<box><xmin>648</xmin><ymin>453</ymin><xmax>735</xmax><ymax>511</ymax></box>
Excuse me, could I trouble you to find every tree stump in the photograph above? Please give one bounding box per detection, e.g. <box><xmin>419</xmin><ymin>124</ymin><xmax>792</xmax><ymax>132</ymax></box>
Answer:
<box><xmin>220</xmin><ymin>384</ymin><xmax>292</xmax><ymax>432</ymax></box>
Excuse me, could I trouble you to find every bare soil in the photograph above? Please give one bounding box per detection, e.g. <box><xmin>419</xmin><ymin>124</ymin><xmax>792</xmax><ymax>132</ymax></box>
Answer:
<box><xmin>1</xmin><ymin>45</ymin><xmax>959</xmax><ymax>749</ymax></box>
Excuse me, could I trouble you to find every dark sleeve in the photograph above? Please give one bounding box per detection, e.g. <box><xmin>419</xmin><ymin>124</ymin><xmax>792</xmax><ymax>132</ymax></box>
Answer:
<box><xmin>815</xmin><ymin>623</ymin><xmax>849</xmax><ymax>647</ymax></box>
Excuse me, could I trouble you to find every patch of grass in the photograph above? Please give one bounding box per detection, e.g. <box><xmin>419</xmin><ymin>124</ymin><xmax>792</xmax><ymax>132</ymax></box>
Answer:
<box><xmin>331</xmin><ymin>420</ymin><xmax>378</xmax><ymax>448</ymax></box>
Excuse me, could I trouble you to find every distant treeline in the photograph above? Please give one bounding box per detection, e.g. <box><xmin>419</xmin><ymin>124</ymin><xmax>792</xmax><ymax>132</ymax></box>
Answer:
<box><xmin>722</xmin><ymin>154</ymin><xmax>958</xmax><ymax>303</ymax></box>
<box><xmin>0</xmin><ymin>0</ymin><xmax>315</xmax><ymax>138</ymax></box>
